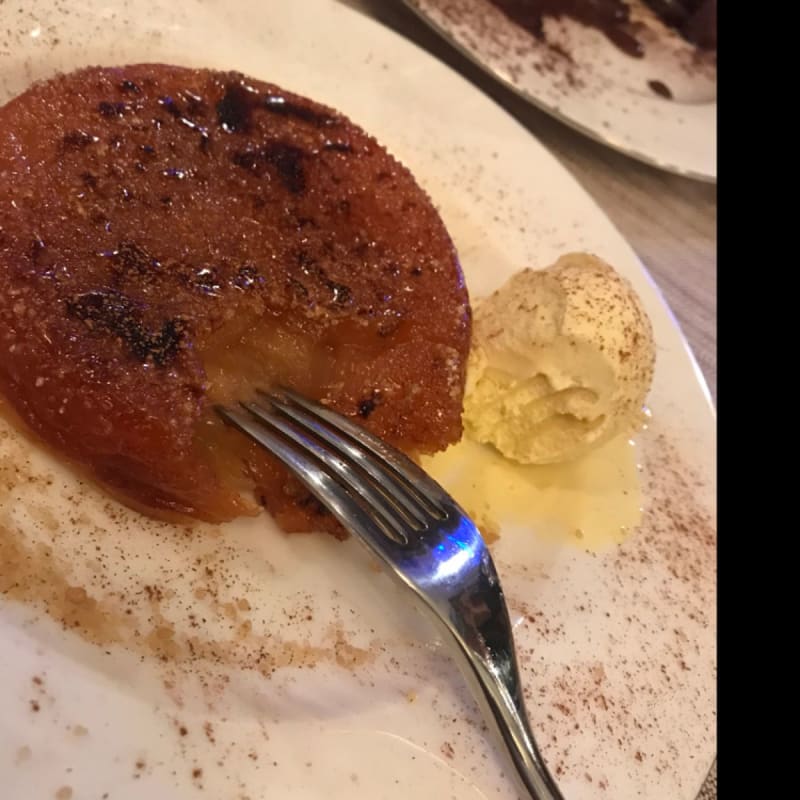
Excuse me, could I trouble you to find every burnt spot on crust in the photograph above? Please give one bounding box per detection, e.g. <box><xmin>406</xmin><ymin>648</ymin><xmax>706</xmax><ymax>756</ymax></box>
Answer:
<box><xmin>323</xmin><ymin>140</ymin><xmax>353</xmax><ymax>153</ymax></box>
<box><xmin>62</xmin><ymin>130</ymin><xmax>98</xmax><ymax>150</ymax></box>
<box><xmin>264</xmin><ymin>142</ymin><xmax>306</xmax><ymax>194</ymax></box>
<box><xmin>294</xmin><ymin>250</ymin><xmax>352</xmax><ymax>307</ymax></box>
<box><xmin>323</xmin><ymin>277</ymin><xmax>352</xmax><ymax>307</ymax></box>
<box><xmin>231</xmin><ymin>148</ymin><xmax>263</xmax><ymax>175</ymax></box>
<box><xmin>100</xmin><ymin>241</ymin><xmax>161</xmax><ymax>275</ymax></box>
<box><xmin>217</xmin><ymin>80</ymin><xmax>339</xmax><ymax>134</ymax></box>
<box><xmin>216</xmin><ymin>82</ymin><xmax>258</xmax><ymax>133</ymax></box>
<box><xmin>159</xmin><ymin>94</ymin><xmax>210</xmax><ymax>151</ymax></box>
<box><xmin>66</xmin><ymin>289</ymin><xmax>185</xmax><ymax>366</ymax></box>
<box><xmin>186</xmin><ymin>266</ymin><xmax>221</xmax><ymax>296</ymax></box>
<box><xmin>232</xmin><ymin>264</ymin><xmax>262</xmax><ymax>291</ymax></box>
<box><xmin>159</xmin><ymin>96</ymin><xmax>182</xmax><ymax>118</ymax></box>
<box><xmin>119</xmin><ymin>79</ymin><xmax>142</xmax><ymax>95</ymax></box>
<box><xmin>158</xmin><ymin>91</ymin><xmax>207</xmax><ymax>120</ymax></box>
<box><xmin>161</xmin><ymin>167</ymin><xmax>190</xmax><ymax>180</ymax></box>
<box><xmin>358</xmin><ymin>390</ymin><xmax>382</xmax><ymax>419</ymax></box>
<box><xmin>263</xmin><ymin>94</ymin><xmax>338</xmax><ymax>127</ymax></box>
<box><xmin>98</xmin><ymin>101</ymin><xmax>130</xmax><ymax>117</ymax></box>
<box><xmin>233</xmin><ymin>142</ymin><xmax>306</xmax><ymax>194</ymax></box>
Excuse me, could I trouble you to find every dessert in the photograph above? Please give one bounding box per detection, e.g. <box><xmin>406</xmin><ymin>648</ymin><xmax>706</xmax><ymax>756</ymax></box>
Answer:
<box><xmin>463</xmin><ymin>253</ymin><xmax>654</xmax><ymax>464</ymax></box>
<box><xmin>486</xmin><ymin>0</ymin><xmax>717</xmax><ymax>57</ymax></box>
<box><xmin>0</xmin><ymin>64</ymin><xmax>471</xmax><ymax>532</ymax></box>
<box><xmin>487</xmin><ymin>0</ymin><xmax>646</xmax><ymax>58</ymax></box>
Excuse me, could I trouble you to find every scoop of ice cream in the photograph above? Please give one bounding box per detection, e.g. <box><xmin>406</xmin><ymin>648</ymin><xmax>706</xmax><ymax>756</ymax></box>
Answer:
<box><xmin>463</xmin><ymin>253</ymin><xmax>655</xmax><ymax>464</ymax></box>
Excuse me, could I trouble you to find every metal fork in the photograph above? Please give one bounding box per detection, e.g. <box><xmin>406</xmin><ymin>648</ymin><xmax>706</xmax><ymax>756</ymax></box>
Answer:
<box><xmin>217</xmin><ymin>388</ymin><xmax>565</xmax><ymax>800</ymax></box>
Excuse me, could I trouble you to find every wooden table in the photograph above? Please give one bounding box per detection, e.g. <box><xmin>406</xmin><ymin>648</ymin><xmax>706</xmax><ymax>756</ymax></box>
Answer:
<box><xmin>338</xmin><ymin>3</ymin><xmax>718</xmax><ymax>797</ymax></box>
<box><xmin>338</xmin><ymin>0</ymin><xmax>717</xmax><ymax>405</ymax></box>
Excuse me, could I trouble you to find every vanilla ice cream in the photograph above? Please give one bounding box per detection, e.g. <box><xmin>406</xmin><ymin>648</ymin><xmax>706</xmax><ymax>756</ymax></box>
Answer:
<box><xmin>463</xmin><ymin>253</ymin><xmax>655</xmax><ymax>464</ymax></box>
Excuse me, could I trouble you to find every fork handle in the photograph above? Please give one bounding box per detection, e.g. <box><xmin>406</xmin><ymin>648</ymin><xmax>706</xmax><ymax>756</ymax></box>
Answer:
<box><xmin>459</xmin><ymin>643</ymin><xmax>564</xmax><ymax>800</ymax></box>
<box><xmin>429</xmin><ymin>608</ymin><xmax>564</xmax><ymax>800</ymax></box>
<box><xmin>442</xmin><ymin>625</ymin><xmax>566</xmax><ymax>800</ymax></box>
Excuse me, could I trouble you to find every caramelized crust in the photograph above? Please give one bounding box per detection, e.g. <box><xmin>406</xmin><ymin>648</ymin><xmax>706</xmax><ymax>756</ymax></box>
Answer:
<box><xmin>0</xmin><ymin>64</ymin><xmax>471</xmax><ymax>532</ymax></box>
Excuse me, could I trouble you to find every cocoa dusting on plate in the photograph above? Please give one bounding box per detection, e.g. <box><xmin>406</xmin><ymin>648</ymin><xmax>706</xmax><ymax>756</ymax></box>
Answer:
<box><xmin>507</xmin><ymin>428</ymin><xmax>715</xmax><ymax>789</ymax></box>
<box><xmin>1</xmin><ymin>422</ymin><xmax>376</xmax><ymax>678</ymax></box>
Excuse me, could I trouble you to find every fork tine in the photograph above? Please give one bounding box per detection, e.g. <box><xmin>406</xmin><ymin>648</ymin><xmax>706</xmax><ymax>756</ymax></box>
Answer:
<box><xmin>266</xmin><ymin>387</ymin><xmax>453</xmax><ymax>516</ymax></box>
<box><xmin>262</xmin><ymin>391</ymin><xmax>440</xmax><ymax>524</ymax></box>
<box><xmin>241</xmin><ymin>400</ymin><xmax>422</xmax><ymax>539</ymax></box>
<box><xmin>216</xmin><ymin>406</ymin><xmax>407</xmax><ymax>561</ymax></box>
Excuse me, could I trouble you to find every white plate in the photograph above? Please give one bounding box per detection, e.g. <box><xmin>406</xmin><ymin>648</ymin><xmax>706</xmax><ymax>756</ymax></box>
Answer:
<box><xmin>0</xmin><ymin>1</ymin><xmax>716</xmax><ymax>799</ymax></box>
<box><xmin>404</xmin><ymin>0</ymin><xmax>717</xmax><ymax>181</ymax></box>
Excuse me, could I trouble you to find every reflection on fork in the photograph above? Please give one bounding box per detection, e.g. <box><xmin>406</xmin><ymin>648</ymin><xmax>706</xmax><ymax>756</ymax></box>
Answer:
<box><xmin>217</xmin><ymin>388</ymin><xmax>565</xmax><ymax>800</ymax></box>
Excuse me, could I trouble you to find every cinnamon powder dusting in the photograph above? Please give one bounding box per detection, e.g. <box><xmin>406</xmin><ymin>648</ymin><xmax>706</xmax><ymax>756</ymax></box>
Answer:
<box><xmin>1</xmin><ymin>404</ymin><xmax>714</xmax><ymax>796</ymax></box>
<box><xmin>0</xmin><ymin>417</ymin><xmax>376</xmax><ymax>676</ymax></box>
<box><xmin>507</xmin><ymin>427</ymin><xmax>716</xmax><ymax>793</ymax></box>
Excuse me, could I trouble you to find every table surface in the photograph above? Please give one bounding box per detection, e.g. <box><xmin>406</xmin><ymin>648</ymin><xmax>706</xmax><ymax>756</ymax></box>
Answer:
<box><xmin>338</xmin><ymin>0</ymin><xmax>717</xmax><ymax>406</ymax></box>
<box><xmin>338</xmin><ymin>2</ymin><xmax>717</xmax><ymax>798</ymax></box>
